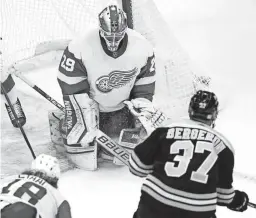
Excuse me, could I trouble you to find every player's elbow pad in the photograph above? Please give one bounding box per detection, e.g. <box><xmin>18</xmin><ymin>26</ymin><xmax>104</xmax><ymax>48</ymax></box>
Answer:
<box><xmin>63</xmin><ymin>93</ymin><xmax>99</xmax><ymax>145</ymax></box>
<box><xmin>56</xmin><ymin>200</ymin><xmax>72</xmax><ymax>218</ymax></box>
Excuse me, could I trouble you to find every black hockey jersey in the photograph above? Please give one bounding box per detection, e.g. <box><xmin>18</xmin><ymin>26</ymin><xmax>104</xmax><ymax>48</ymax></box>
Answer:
<box><xmin>129</xmin><ymin>119</ymin><xmax>235</xmax><ymax>217</ymax></box>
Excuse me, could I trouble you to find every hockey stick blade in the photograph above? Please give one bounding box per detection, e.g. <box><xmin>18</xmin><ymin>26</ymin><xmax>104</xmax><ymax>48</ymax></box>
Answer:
<box><xmin>96</xmin><ymin>131</ymin><xmax>129</xmax><ymax>166</ymax></box>
<box><xmin>248</xmin><ymin>202</ymin><xmax>256</xmax><ymax>209</ymax></box>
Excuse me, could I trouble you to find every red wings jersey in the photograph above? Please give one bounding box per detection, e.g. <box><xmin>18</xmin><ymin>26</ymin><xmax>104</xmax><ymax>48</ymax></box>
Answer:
<box><xmin>129</xmin><ymin>119</ymin><xmax>236</xmax><ymax>216</ymax></box>
<box><xmin>58</xmin><ymin>27</ymin><xmax>156</xmax><ymax>112</ymax></box>
<box><xmin>0</xmin><ymin>174</ymin><xmax>66</xmax><ymax>218</ymax></box>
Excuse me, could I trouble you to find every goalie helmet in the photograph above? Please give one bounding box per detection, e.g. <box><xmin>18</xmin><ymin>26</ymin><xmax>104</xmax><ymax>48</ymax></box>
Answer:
<box><xmin>98</xmin><ymin>5</ymin><xmax>127</xmax><ymax>52</ymax></box>
<box><xmin>189</xmin><ymin>90</ymin><xmax>219</xmax><ymax>127</ymax></box>
<box><xmin>31</xmin><ymin>154</ymin><xmax>61</xmax><ymax>179</ymax></box>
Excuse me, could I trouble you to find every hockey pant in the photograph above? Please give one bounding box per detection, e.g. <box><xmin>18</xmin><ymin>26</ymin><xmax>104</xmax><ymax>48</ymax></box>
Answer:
<box><xmin>1</xmin><ymin>201</ymin><xmax>38</xmax><ymax>218</ymax></box>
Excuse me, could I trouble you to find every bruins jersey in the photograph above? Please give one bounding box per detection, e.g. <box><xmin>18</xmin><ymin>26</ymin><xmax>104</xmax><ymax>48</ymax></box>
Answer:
<box><xmin>0</xmin><ymin>174</ymin><xmax>68</xmax><ymax>218</ymax></box>
<box><xmin>57</xmin><ymin>27</ymin><xmax>156</xmax><ymax>112</ymax></box>
<box><xmin>129</xmin><ymin>119</ymin><xmax>235</xmax><ymax>217</ymax></box>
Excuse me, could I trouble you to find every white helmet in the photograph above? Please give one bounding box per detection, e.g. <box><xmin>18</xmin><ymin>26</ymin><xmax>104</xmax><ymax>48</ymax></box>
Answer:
<box><xmin>31</xmin><ymin>154</ymin><xmax>61</xmax><ymax>179</ymax></box>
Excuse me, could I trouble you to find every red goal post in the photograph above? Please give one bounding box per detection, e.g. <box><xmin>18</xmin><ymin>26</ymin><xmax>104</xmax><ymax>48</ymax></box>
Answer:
<box><xmin>1</xmin><ymin>0</ymin><xmax>210</xmax><ymax>118</ymax></box>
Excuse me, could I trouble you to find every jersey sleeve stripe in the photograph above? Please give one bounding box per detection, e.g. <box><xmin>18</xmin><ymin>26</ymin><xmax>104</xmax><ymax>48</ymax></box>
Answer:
<box><xmin>217</xmin><ymin>197</ymin><xmax>234</xmax><ymax>204</ymax></box>
<box><xmin>130</xmin><ymin>151</ymin><xmax>154</xmax><ymax>170</ymax></box>
<box><xmin>130</xmin><ymin>82</ymin><xmax>155</xmax><ymax>101</ymax></box>
<box><xmin>134</xmin><ymin>75</ymin><xmax>156</xmax><ymax>86</ymax></box>
<box><xmin>217</xmin><ymin>187</ymin><xmax>234</xmax><ymax>194</ymax></box>
<box><xmin>129</xmin><ymin>166</ymin><xmax>148</xmax><ymax>177</ymax></box>
<box><xmin>217</xmin><ymin>192</ymin><xmax>235</xmax><ymax>200</ymax></box>
<box><xmin>216</xmin><ymin>187</ymin><xmax>235</xmax><ymax>204</ymax></box>
<box><xmin>129</xmin><ymin>158</ymin><xmax>153</xmax><ymax>176</ymax></box>
<box><xmin>141</xmin><ymin>185</ymin><xmax>217</xmax><ymax>212</ymax></box>
<box><xmin>147</xmin><ymin>175</ymin><xmax>217</xmax><ymax>199</ymax></box>
<box><xmin>143</xmin><ymin>180</ymin><xmax>216</xmax><ymax>205</ymax></box>
<box><xmin>57</xmin><ymin>79</ymin><xmax>90</xmax><ymax>95</ymax></box>
<box><xmin>57</xmin><ymin>72</ymin><xmax>86</xmax><ymax>85</ymax></box>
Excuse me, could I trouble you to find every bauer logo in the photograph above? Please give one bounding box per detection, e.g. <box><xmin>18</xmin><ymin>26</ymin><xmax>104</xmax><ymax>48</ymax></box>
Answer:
<box><xmin>95</xmin><ymin>67</ymin><xmax>138</xmax><ymax>93</ymax></box>
<box><xmin>97</xmin><ymin>135</ymin><xmax>129</xmax><ymax>162</ymax></box>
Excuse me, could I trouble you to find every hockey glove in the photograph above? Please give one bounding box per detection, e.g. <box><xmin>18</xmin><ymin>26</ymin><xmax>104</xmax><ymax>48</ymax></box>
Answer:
<box><xmin>124</xmin><ymin>98</ymin><xmax>166</xmax><ymax>135</ymax></box>
<box><xmin>227</xmin><ymin>190</ymin><xmax>249</xmax><ymax>212</ymax></box>
<box><xmin>63</xmin><ymin>93</ymin><xmax>99</xmax><ymax>147</ymax></box>
<box><xmin>5</xmin><ymin>98</ymin><xmax>26</xmax><ymax>128</ymax></box>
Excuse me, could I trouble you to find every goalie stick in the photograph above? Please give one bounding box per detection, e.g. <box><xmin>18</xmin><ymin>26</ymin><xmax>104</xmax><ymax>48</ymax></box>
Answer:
<box><xmin>12</xmin><ymin>71</ymin><xmax>130</xmax><ymax>166</ymax></box>
<box><xmin>13</xmin><ymin>70</ymin><xmax>64</xmax><ymax>110</ymax></box>
<box><xmin>0</xmin><ymin>82</ymin><xmax>36</xmax><ymax>159</ymax></box>
<box><xmin>248</xmin><ymin>202</ymin><xmax>256</xmax><ymax>209</ymax></box>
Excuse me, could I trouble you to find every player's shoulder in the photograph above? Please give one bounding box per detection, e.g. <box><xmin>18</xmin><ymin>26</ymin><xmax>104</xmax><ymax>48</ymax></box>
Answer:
<box><xmin>48</xmin><ymin>185</ymin><xmax>66</xmax><ymax>207</ymax></box>
<box><xmin>127</xmin><ymin>28</ymin><xmax>153</xmax><ymax>52</ymax></box>
<box><xmin>165</xmin><ymin>119</ymin><xmax>235</xmax><ymax>153</ymax></box>
<box><xmin>0</xmin><ymin>175</ymin><xmax>20</xmax><ymax>190</ymax></box>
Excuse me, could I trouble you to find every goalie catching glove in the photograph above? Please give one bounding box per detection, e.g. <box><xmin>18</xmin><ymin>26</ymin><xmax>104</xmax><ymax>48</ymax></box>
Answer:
<box><xmin>124</xmin><ymin>98</ymin><xmax>166</xmax><ymax>135</ymax></box>
<box><xmin>63</xmin><ymin>93</ymin><xmax>99</xmax><ymax>147</ymax></box>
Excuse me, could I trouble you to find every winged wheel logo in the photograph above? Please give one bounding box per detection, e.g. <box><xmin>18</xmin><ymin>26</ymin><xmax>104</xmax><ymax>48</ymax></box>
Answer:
<box><xmin>96</xmin><ymin>68</ymin><xmax>138</xmax><ymax>93</ymax></box>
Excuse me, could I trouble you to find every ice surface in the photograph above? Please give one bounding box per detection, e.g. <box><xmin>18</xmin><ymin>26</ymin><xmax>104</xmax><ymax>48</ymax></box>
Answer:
<box><xmin>1</xmin><ymin>0</ymin><xmax>256</xmax><ymax>217</ymax></box>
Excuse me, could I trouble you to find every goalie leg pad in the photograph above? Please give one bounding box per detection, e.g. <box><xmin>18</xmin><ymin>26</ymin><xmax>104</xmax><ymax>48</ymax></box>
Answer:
<box><xmin>63</xmin><ymin>93</ymin><xmax>99</xmax><ymax>146</ymax></box>
<box><xmin>48</xmin><ymin>109</ymin><xmax>98</xmax><ymax>170</ymax></box>
<box><xmin>65</xmin><ymin>142</ymin><xmax>98</xmax><ymax>171</ymax></box>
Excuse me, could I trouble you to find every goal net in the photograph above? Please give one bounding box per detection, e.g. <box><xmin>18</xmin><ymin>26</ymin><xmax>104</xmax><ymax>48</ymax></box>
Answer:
<box><xmin>0</xmin><ymin>0</ymin><xmax>210</xmax><ymax>176</ymax></box>
<box><xmin>1</xmin><ymin>0</ymin><xmax>210</xmax><ymax>118</ymax></box>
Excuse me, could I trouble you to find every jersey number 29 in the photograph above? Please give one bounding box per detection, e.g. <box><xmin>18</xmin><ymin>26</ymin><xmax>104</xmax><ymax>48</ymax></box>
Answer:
<box><xmin>164</xmin><ymin>140</ymin><xmax>218</xmax><ymax>184</ymax></box>
<box><xmin>61</xmin><ymin>54</ymin><xmax>75</xmax><ymax>72</ymax></box>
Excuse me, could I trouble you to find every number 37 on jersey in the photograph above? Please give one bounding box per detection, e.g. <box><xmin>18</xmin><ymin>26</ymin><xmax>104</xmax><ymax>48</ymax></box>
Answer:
<box><xmin>164</xmin><ymin>128</ymin><xmax>220</xmax><ymax>184</ymax></box>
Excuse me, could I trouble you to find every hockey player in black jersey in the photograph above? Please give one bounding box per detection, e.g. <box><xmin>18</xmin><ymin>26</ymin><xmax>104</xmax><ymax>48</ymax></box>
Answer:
<box><xmin>129</xmin><ymin>90</ymin><xmax>249</xmax><ymax>218</ymax></box>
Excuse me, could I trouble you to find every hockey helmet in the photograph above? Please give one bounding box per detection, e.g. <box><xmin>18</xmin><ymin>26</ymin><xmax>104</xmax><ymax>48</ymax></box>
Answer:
<box><xmin>189</xmin><ymin>90</ymin><xmax>219</xmax><ymax>125</ymax></box>
<box><xmin>31</xmin><ymin>154</ymin><xmax>61</xmax><ymax>179</ymax></box>
<box><xmin>99</xmin><ymin>5</ymin><xmax>127</xmax><ymax>52</ymax></box>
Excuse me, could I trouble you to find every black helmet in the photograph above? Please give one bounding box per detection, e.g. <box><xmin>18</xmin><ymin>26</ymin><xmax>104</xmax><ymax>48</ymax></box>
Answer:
<box><xmin>189</xmin><ymin>90</ymin><xmax>219</xmax><ymax>125</ymax></box>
